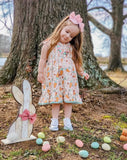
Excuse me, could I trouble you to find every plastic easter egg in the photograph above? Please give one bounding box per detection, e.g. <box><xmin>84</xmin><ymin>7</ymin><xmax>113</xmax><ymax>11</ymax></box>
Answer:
<box><xmin>42</xmin><ymin>143</ymin><xmax>51</xmax><ymax>152</ymax></box>
<box><xmin>75</xmin><ymin>139</ymin><xmax>84</xmax><ymax>148</ymax></box>
<box><xmin>122</xmin><ymin>129</ymin><xmax>127</xmax><ymax>136</ymax></box>
<box><xmin>79</xmin><ymin>150</ymin><xmax>89</xmax><ymax>158</ymax></box>
<box><xmin>91</xmin><ymin>142</ymin><xmax>99</xmax><ymax>149</ymax></box>
<box><xmin>36</xmin><ymin>138</ymin><xmax>43</xmax><ymax>145</ymax></box>
<box><xmin>123</xmin><ymin>143</ymin><xmax>127</xmax><ymax>150</ymax></box>
<box><xmin>120</xmin><ymin>135</ymin><xmax>127</xmax><ymax>141</ymax></box>
<box><xmin>43</xmin><ymin>141</ymin><xmax>50</xmax><ymax>145</ymax></box>
<box><xmin>102</xmin><ymin>143</ymin><xmax>111</xmax><ymax>151</ymax></box>
<box><xmin>56</xmin><ymin>136</ymin><xmax>65</xmax><ymax>143</ymax></box>
<box><xmin>103</xmin><ymin>136</ymin><xmax>111</xmax><ymax>143</ymax></box>
<box><xmin>38</xmin><ymin>132</ymin><xmax>45</xmax><ymax>139</ymax></box>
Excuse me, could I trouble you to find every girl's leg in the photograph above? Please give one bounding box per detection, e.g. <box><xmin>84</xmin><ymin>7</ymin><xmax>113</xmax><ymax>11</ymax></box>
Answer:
<box><xmin>52</xmin><ymin>104</ymin><xmax>60</xmax><ymax>119</ymax></box>
<box><xmin>63</xmin><ymin>103</ymin><xmax>73</xmax><ymax>131</ymax></box>
<box><xmin>64</xmin><ymin>103</ymin><xmax>72</xmax><ymax>118</ymax></box>
<box><xmin>49</xmin><ymin>104</ymin><xmax>60</xmax><ymax>131</ymax></box>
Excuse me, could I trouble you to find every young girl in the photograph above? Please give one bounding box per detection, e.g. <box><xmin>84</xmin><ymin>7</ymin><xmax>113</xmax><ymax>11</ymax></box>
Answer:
<box><xmin>38</xmin><ymin>11</ymin><xmax>89</xmax><ymax>131</ymax></box>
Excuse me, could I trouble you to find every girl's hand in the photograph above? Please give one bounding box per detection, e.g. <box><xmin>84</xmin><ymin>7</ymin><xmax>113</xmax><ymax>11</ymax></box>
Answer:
<box><xmin>37</xmin><ymin>73</ymin><xmax>45</xmax><ymax>84</ymax></box>
<box><xmin>84</xmin><ymin>73</ymin><xmax>89</xmax><ymax>80</ymax></box>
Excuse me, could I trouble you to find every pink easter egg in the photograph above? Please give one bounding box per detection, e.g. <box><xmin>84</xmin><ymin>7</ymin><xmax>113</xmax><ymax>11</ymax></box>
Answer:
<box><xmin>42</xmin><ymin>143</ymin><xmax>51</xmax><ymax>152</ymax></box>
<box><xmin>123</xmin><ymin>143</ymin><xmax>127</xmax><ymax>150</ymax></box>
<box><xmin>75</xmin><ymin>139</ymin><xmax>84</xmax><ymax>148</ymax></box>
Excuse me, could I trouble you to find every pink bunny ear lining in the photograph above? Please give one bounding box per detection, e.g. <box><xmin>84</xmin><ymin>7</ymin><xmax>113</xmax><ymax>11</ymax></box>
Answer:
<box><xmin>69</xmin><ymin>11</ymin><xmax>84</xmax><ymax>32</ymax></box>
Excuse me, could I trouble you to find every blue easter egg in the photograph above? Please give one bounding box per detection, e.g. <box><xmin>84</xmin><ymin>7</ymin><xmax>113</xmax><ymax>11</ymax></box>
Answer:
<box><xmin>36</xmin><ymin>138</ymin><xmax>43</xmax><ymax>145</ymax></box>
<box><xmin>79</xmin><ymin>150</ymin><xmax>89</xmax><ymax>158</ymax></box>
<box><xmin>91</xmin><ymin>142</ymin><xmax>99</xmax><ymax>149</ymax></box>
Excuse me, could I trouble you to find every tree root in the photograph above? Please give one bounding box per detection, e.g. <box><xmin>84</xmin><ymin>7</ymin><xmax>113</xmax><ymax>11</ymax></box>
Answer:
<box><xmin>99</xmin><ymin>87</ymin><xmax>127</xmax><ymax>94</ymax></box>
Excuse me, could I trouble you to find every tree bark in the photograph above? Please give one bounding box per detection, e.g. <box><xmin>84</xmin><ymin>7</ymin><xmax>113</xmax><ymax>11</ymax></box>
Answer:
<box><xmin>88</xmin><ymin>0</ymin><xmax>124</xmax><ymax>71</ymax></box>
<box><xmin>0</xmin><ymin>0</ymin><xmax>118</xmax><ymax>88</ymax></box>
<box><xmin>108</xmin><ymin>0</ymin><xmax>124</xmax><ymax>71</ymax></box>
<box><xmin>108</xmin><ymin>34</ymin><xmax>124</xmax><ymax>71</ymax></box>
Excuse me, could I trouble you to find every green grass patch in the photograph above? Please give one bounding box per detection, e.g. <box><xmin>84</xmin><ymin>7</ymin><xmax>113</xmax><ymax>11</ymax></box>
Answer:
<box><xmin>10</xmin><ymin>149</ymin><xmax>22</xmax><ymax>157</ymax></box>
<box><xmin>103</xmin><ymin>115</ymin><xmax>114</xmax><ymax>119</ymax></box>
<box><xmin>108</xmin><ymin>152</ymin><xmax>123</xmax><ymax>160</ymax></box>
<box><xmin>115</xmin><ymin>121</ymin><xmax>127</xmax><ymax>129</ymax></box>
<box><xmin>23</xmin><ymin>149</ymin><xmax>41</xmax><ymax>158</ymax></box>
<box><xmin>120</xmin><ymin>114</ymin><xmax>127</xmax><ymax>123</ymax></box>
<box><xmin>66</xmin><ymin>144</ymin><xmax>79</xmax><ymax>154</ymax></box>
<box><xmin>83</xmin><ymin>126</ymin><xmax>91</xmax><ymax>131</ymax></box>
<box><xmin>39</xmin><ymin>150</ymin><xmax>56</xmax><ymax>159</ymax></box>
<box><xmin>1</xmin><ymin>93</ymin><xmax>13</xmax><ymax>99</ymax></box>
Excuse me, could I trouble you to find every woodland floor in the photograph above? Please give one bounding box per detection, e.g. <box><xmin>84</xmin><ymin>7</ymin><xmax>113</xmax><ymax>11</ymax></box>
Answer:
<box><xmin>0</xmin><ymin>71</ymin><xmax>127</xmax><ymax>160</ymax></box>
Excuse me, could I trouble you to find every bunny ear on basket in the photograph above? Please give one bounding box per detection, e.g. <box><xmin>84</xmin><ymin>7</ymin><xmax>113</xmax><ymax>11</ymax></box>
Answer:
<box><xmin>69</xmin><ymin>11</ymin><xmax>85</xmax><ymax>32</ymax></box>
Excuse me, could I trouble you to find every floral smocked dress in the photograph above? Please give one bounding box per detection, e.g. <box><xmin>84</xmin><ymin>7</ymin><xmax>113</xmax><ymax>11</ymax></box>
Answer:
<box><xmin>38</xmin><ymin>42</ymin><xmax>83</xmax><ymax>105</ymax></box>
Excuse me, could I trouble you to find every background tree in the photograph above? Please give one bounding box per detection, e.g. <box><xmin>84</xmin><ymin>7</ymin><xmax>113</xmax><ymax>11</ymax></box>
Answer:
<box><xmin>87</xmin><ymin>0</ymin><xmax>127</xmax><ymax>71</ymax></box>
<box><xmin>0</xmin><ymin>0</ymin><xmax>118</xmax><ymax>88</ymax></box>
<box><xmin>0</xmin><ymin>0</ymin><xmax>13</xmax><ymax>36</ymax></box>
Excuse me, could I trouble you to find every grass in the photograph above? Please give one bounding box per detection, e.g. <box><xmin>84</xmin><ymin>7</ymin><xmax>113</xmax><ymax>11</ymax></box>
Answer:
<box><xmin>66</xmin><ymin>144</ymin><xmax>79</xmax><ymax>154</ymax></box>
<box><xmin>108</xmin><ymin>152</ymin><xmax>123</xmax><ymax>160</ymax></box>
<box><xmin>1</xmin><ymin>93</ymin><xmax>13</xmax><ymax>99</ymax></box>
<box><xmin>10</xmin><ymin>150</ymin><xmax>22</xmax><ymax>157</ymax></box>
<box><xmin>120</xmin><ymin>114</ymin><xmax>127</xmax><ymax>123</ymax></box>
<box><xmin>97</xmin><ymin>57</ymin><xmax>127</xmax><ymax>65</ymax></box>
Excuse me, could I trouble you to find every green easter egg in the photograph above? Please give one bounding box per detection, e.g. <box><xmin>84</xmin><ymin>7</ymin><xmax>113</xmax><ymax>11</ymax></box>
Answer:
<box><xmin>103</xmin><ymin>136</ymin><xmax>111</xmax><ymax>143</ymax></box>
<box><xmin>38</xmin><ymin>132</ymin><xmax>45</xmax><ymax>139</ymax></box>
<box><xmin>79</xmin><ymin>150</ymin><xmax>89</xmax><ymax>158</ymax></box>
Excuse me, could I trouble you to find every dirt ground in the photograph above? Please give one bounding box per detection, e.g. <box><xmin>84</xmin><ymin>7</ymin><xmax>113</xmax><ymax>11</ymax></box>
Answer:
<box><xmin>0</xmin><ymin>74</ymin><xmax>127</xmax><ymax>160</ymax></box>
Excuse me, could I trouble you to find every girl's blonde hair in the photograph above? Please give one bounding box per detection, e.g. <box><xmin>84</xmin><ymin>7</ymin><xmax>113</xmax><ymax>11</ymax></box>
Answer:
<box><xmin>40</xmin><ymin>15</ymin><xmax>84</xmax><ymax>67</ymax></box>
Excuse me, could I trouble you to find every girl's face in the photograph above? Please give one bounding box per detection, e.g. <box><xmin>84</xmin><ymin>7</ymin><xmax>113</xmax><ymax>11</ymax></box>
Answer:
<box><xmin>60</xmin><ymin>23</ymin><xmax>80</xmax><ymax>44</ymax></box>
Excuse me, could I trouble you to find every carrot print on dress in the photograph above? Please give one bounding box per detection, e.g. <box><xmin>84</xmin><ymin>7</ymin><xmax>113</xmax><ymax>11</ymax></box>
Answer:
<box><xmin>69</xmin><ymin>83</ymin><xmax>72</xmax><ymax>88</ymax></box>
<box><xmin>54</xmin><ymin>82</ymin><xmax>57</xmax><ymax>88</ymax></box>
<box><xmin>38</xmin><ymin>42</ymin><xmax>83</xmax><ymax>105</ymax></box>
<box><xmin>59</xmin><ymin>70</ymin><xmax>63</xmax><ymax>76</ymax></box>
<box><xmin>66</xmin><ymin>68</ymin><xmax>70</xmax><ymax>72</ymax></box>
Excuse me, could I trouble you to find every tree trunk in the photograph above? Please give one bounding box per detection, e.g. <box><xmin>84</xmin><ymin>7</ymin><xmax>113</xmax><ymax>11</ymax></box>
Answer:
<box><xmin>87</xmin><ymin>0</ymin><xmax>124</xmax><ymax>71</ymax></box>
<box><xmin>108</xmin><ymin>0</ymin><xmax>124</xmax><ymax>71</ymax></box>
<box><xmin>108</xmin><ymin>34</ymin><xmax>124</xmax><ymax>71</ymax></box>
<box><xmin>0</xmin><ymin>0</ymin><xmax>118</xmax><ymax>88</ymax></box>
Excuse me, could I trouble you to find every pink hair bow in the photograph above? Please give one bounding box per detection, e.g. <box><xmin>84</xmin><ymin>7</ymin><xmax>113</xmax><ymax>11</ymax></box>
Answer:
<box><xmin>19</xmin><ymin>109</ymin><xmax>36</xmax><ymax>124</ymax></box>
<box><xmin>69</xmin><ymin>11</ymin><xmax>84</xmax><ymax>32</ymax></box>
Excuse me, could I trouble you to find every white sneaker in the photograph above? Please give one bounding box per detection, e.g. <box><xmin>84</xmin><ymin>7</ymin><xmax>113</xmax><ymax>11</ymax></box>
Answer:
<box><xmin>63</xmin><ymin>118</ymin><xmax>73</xmax><ymax>131</ymax></box>
<box><xmin>49</xmin><ymin>118</ymin><xmax>59</xmax><ymax>131</ymax></box>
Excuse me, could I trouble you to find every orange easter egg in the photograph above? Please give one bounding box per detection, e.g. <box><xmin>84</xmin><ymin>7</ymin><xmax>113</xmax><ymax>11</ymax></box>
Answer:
<box><xmin>120</xmin><ymin>135</ymin><xmax>127</xmax><ymax>141</ymax></box>
<box><xmin>122</xmin><ymin>129</ymin><xmax>127</xmax><ymax>136</ymax></box>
